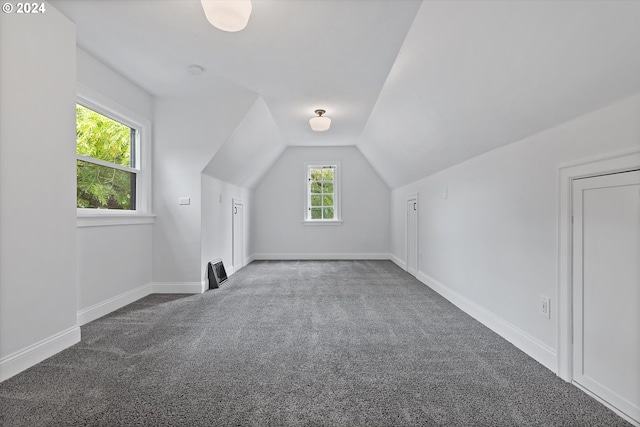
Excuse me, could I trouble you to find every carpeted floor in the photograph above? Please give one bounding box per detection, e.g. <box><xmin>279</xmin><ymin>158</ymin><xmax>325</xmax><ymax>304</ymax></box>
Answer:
<box><xmin>0</xmin><ymin>260</ymin><xmax>631</xmax><ymax>426</ymax></box>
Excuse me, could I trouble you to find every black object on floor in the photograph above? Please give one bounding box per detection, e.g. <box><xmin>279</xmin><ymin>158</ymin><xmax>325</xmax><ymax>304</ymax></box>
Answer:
<box><xmin>207</xmin><ymin>258</ymin><xmax>227</xmax><ymax>289</ymax></box>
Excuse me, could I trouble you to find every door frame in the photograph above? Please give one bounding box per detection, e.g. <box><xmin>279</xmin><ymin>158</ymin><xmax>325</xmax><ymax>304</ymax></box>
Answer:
<box><xmin>406</xmin><ymin>193</ymin><xmax>419</xmax><ymax>275</ymax></box>
<box><xmin>571</xmin><ymin>170</ymin><xmax>640</xmax><ymax>426</ymax></box>
<box><xmin>557</xmin><ymin>148</ymin><xmax>640</xmax><ymax>383</ymax></box>
<box><xmin>232</xmin><ymin>198</ymin><xmax>244</xmax><ymax>273</ymax></box>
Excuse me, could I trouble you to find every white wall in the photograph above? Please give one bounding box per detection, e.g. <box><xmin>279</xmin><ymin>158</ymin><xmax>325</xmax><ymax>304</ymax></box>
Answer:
<box><xmin>203</xmin><ymin>97</ymin><xmax>286</xmax><ymax>189</ymax></box>
<box><xmin>201</xmin><ymin>175</ymin><xmax>252</xmax><ymax>282</ymax></box>
<box><xmin>75</xmin><ymin>48</ymin><xmax>154</xmax><ymax>321</ymax></box>
<box><xmin>0</xmin><ymin>5</ymin><xmax>79</xmax><ymax>380</ymax></box>
<box><xmin>153</xmin><ymin>95</ymin><xmax>256</xmax><ymax>284</ymax></box>
<box><xmin>76</xmin><ymin>48</ymin><xmax>153</xmax><ymax>120</ymax></box>
<box><xmin>76</xmin><ymin>224</ymin><xmax>153</xmax><ymax>321</ymax></box>
<box><xmin>252</xmin><ymin>146</ymin><xmax>390</xmax><ymax>258</ymax></box>
<box><xmin>390</xmin><ymin>94</ymin><xmax>640</xmax><ymax>372</ymax></box>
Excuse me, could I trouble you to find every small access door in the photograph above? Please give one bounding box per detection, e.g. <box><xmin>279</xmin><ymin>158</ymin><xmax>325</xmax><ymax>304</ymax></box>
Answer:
<box><xmin>572</xmin><ymin>170</ymin><xmax>640</xmax><ymax>424</ymax></box>
<box><xmin>232</xmin><ymin>199</ymin><xmax>245</xmax><ymax>273</ymax></box>
<box><xmin>406</xmin><ymin>196</ymin><xmax>418</xmax><ymax>276</ymax></box>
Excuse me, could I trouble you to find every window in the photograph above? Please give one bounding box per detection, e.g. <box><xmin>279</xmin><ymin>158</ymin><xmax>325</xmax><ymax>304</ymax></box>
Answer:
<box><xmin>305</xmin><ymin>163</ymin><xmax>341</xmax><ymax>223</ymax></box>
<box><xmin>76</xmin><ymin>104</ymin><xmax>138</xmax><ymax>210</ymax></box>
<box><xmin>75</xmin><ymin>85</ymin><xmax>152</xmax><ymax>227</ymax></box>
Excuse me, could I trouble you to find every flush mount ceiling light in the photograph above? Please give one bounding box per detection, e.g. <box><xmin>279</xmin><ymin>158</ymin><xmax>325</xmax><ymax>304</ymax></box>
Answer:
<box><xmin>201</xmin><ymin>0</ymin><xmax>252</xmax><ymax>32</ymax></box>
<box><xmin>309</xmin><ymin>109</ymin><xmax>331</xmax><ymax>132</ymax></box>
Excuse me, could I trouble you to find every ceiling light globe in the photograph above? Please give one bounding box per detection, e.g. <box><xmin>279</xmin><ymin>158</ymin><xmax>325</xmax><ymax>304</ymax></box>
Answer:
<box><xmin>309</xmin><ymin>116</ymin><xmax>331</xmax><ymax>132</ymax></box>
<box><xmin>201</xmin><ymin>0</ymin><xmax>252</xmax><ymax>32</ymax></box>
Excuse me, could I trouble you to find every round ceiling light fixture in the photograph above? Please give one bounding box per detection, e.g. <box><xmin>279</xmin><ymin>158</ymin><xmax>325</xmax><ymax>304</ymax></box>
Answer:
<box><xmin>201</xmin><ymin>0</ymin><xmax>252</xmax><ymax>32</ymax></box>
<box><xmin>309</xmin><ymin>109</ymin><xmax>331</xmax><ymax>132</ymax></box>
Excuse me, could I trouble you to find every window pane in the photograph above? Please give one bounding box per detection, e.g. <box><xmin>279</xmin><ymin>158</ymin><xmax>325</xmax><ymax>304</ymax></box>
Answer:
<box><xmin>324</xmin><ymin>182</ymin><xmax>334</xmax><ymax>194</ymax></box>
<box><xmin>77</xmin><ymin>160</ymin><xmax>136</xmax><ymax>210</ymax></box>
<box><xmin>310</xmin><ymin>169</ymin><xmax>322</xmax><ymax>180</ymax></box>
<box><xmin>306</xmin><ymin>165</ymin><xmax>338</xmax><ymax>221</ymax></box>
<box><xmin>76</xmin><ymin>104</ymin><xmax>133</xmax><ymax>168</ymax></box>
<box><xmin>311</xmin><ymin>181</ymin><xmax>322</xmax><ymax>193</ymax></box>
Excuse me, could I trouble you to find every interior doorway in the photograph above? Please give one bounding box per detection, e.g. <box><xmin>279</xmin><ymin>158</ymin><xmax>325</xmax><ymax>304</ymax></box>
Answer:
<box><xmin>232</xmin><ymin>199</ymin><xmax>245</xmax><ymax>273</ymax></box>
<box><xmin>571</xmin><ymin>170</ymin><xmax>640</xmax><ymax>425</ymax></box>
<box><xmin>406</xmin><ymin>194</ymin><xmax>418</xmax><ymax>276</ymax></box>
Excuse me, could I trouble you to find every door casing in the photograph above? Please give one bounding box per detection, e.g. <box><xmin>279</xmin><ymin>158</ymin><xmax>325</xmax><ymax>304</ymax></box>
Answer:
<box><xmin>557</xmin><ymin>148</ymin><xmax>640</xmax><ymax>425</ymax></box>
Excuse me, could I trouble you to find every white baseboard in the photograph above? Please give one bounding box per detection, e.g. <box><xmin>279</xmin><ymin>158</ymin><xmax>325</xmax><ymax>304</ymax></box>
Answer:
<box><xmin>416</xmin><ymin>271</ymin><xmax>557</xmax><ymax>373</ymax></box>
<box><xmin>245</xmin><ymin>254</ymin><xmax>256</xmax><ymax>265</ymax></box>
<box><xmin>151</xmin><ymin>282</ymin><xmax>205</xmax><ymax>294</ymax></box>
<box><xmin>573</xmin><ymin>381</ymin><xmax>640</xmax><ymax>427</ymax></box>
<box><xmin>77</xmin><ymin>283</ymin><xmax>153</xmax><ymax>326</ymax></box>
<box><xmin>2</xmin><ymin>281</ymin><xmax>206</xmax><ymax>383</ymax></box>
<box><xmin>252</xmin><ymin>253</ymin><xmax>391</xmax><ymax>260</ymax></box>
<box><xmin>0</xmin><ymin>326</ymin><xmax>81</xmax><ymax>382</ymax></box>
<box><xmin>78</xmin><ymin>282</ymin><xmax>205</xmax><ymax>327</ymax></box>
<box><xmin>389</xmin><ymin>253</ymin><xmax>407</xmax><ymax>270</ymax></box>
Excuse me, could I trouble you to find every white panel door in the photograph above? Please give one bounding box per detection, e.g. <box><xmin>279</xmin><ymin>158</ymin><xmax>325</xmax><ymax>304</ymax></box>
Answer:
<box><xmin>407</xmin><ymin>197</ymin><xmax>418</xmax><ymax>276</ymax></box>
<box><xmin>572</xmin><ymin>170</ymin><xmax>640</xmax><ymax>424</ymax></box>
<box><xmin>233</xmin><ymin>200</ymin><xmax>244</xmax><ymax>272</ymax></box>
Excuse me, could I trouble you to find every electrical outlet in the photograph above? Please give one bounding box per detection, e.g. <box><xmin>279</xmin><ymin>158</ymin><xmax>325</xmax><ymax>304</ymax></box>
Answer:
<box><xmin>179</xmin><ymin>197</ymin><xmax>190</xmax><ymax>205</ymax></box>
<box><xmin>540</xmin><ymin>296</ymin><xmax>550</xmax><ymax>319</ymax></box>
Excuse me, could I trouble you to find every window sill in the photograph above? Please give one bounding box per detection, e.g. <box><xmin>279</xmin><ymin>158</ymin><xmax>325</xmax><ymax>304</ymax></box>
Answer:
<box><xmin>77</xmin><ymin>212</ymin><xmax>156</xmax><ymax>228</ymax></box>
<box><xmin>302</xmin><ymin>220</ymin><xmax>343</xmax><ymax>226</ymax></box>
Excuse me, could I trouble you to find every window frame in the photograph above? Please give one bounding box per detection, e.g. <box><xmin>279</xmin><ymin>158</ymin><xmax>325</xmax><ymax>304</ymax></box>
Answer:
<box><xmin>303</xmin><ymin>161</ymin><xmax>342</xmax><ymax>225</ymax></box>
<box><xmin>76</xmin><ymin>84</ymin><xmax>153</xmax><ymax>227</ymax></box>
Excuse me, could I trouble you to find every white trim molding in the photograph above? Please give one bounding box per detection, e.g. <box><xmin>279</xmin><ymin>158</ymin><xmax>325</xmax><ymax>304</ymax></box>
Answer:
<box><xmin>152</xmin><ymin>282</ymin><xmax>205</xmax><ymax>294</ymax></box>
<box><xmin>252</xmin><ymin>253</ymin><xmax>391</xmax><ymax>261</ymax></box>
<box><xmin>78</xmin><ymin>282</ymin><xmax>206</xmax><ymax>326</ymax></box>
<box><xmin>0</xmin><ymin>326</ymin><xmax>81</xmax><ymax>382</ymax></box>
<box><xmin>556</xmin><ymin>148</ymin><xmax>640</xmax><ymax>381</ymax></box>
<box><xmin>389</xmin><ymin>253</ymin><xmax>407</xmax><ymax>270</ymax></box>
<box><xmin>302</xmin><ymin>220</ymin><xmax>343</xmax><ymax>226</ymax></box>
<box><xmin>417</xmin><ymin>271</ymin><xmax>557</xmax><ymax>372</ymax></box>
<box><xmin>77</xmin><ymin>213</ymin><xmax>155</xmax><ymax>228</ymax></box>
<box><xmin>2</xmin><ymin>281</ymin><xmax>207</xmax><ymax>382</ymax></box>
<box><xmin>77</xmin><ymin>283</ymin><xmax>153</xmax><ymax>326</ymax></box>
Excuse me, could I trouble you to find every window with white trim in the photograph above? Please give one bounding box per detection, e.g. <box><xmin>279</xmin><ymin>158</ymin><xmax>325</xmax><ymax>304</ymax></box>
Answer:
<box><xmin>76</xmin><ymin>103</ymin><xmax>140</xmax><ymax>210</ymax></box>
<box><xmin>305</xmin><ymin>163</ymin><xmax>341</xmax><ymax>222</ymax></box>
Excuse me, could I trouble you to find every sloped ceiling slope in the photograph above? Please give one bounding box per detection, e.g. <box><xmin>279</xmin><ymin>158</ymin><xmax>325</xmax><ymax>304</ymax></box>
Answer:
<box><xmin>53</xmin><ymin>1</ymin><xmax>640</xmax><ymax>190</ymax></box>
<box><xmin>359</xmin><ymin>0</ymin><xmax>640</xmax><ymax>188</ymax></box>
<box><xmin>52</xmin><ymin>0</ymin><xmax>421</xmax><ymax>147</ymax></box>
<box><xmin>203</xmin><ymin>96</ymin><xmax>285</xmax><ymax>188</ymax></box>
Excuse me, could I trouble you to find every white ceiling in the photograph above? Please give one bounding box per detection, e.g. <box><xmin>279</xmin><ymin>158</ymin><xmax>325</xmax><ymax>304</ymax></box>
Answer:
<box><xmin>52</xmin><ymin>0</ymin><xmax>640</xmax><ymax>189</ymax></box>
<box><xmin>360</xmin><ymin>0</ymin><xmax>640</xmax><ymax>187</ymax></box>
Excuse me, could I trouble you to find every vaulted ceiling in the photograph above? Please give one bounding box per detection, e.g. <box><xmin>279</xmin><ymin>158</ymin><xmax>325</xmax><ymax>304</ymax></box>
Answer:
<box><xmin>52</xmin><ymin>0</ymin><xmax>640</xmax><ymax>189</ymax></box>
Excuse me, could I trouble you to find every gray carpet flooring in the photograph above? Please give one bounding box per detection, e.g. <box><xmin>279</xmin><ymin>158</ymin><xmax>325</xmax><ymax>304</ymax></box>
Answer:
<box><xmin>0</xmin><ymin>260</ymin><xmax>631</xmax><ymax>426</ymax></box>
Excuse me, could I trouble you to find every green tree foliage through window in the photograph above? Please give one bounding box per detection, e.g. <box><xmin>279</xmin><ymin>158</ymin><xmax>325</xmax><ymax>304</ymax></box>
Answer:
<box><xmin>76</xmin><ymin>104</ymin><xmax>136</xmax><ymax>210</ymax></box>
<box><xmin>309</xmin><ymin>167</ymin><xmax>335</xmax><ymax>220</ymax></box>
